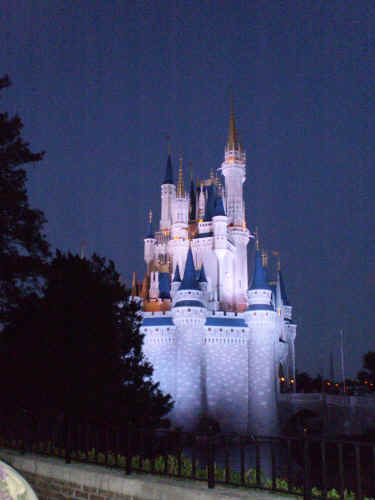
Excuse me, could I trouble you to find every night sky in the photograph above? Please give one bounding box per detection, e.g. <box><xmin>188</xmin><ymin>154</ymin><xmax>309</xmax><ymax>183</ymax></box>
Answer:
<box><xmin>2</xmin><ymin>1</ymin><xmax>374</xmax><ymax>378</ymax></box>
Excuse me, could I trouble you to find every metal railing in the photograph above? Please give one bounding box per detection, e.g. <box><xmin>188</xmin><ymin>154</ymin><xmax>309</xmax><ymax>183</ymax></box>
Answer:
<box><xmin>0</xmin><ymin>413</ymin><xmax>374</xmax><ymax>500</ymax></box>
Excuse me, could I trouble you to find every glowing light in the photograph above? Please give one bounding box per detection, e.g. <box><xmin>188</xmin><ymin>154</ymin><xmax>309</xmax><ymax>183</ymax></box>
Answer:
<box><xmin>290</xmin><ymin>378</ymin><xmax>294</xmax><ymax>384</ymax></box>
<box><xmin>280</xmin><ymin>377</ymin><xmax>285</xmax><ymax>382</ymax></box>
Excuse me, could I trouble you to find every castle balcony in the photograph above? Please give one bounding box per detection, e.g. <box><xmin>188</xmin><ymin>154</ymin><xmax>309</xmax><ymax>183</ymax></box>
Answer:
<box><xmin>155</xmin><ymin>230</ymin><xmax>170</xmax><ymax>246</ymax></box>
<box><xmin>224</xmin><ymin>147</ymin><xmax>246</xmax><ymax>164</ymax></box>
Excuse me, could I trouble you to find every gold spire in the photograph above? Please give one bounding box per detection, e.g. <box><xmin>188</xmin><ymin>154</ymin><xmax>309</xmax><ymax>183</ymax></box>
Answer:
<box><xmin>262</xmin><ymin>249</ymin><xmax>268</xmax><ymax>267</ymax></box>
<box><xmin>255</xmin><ymin>226</ymin><xmax>259</xmax><ymax>251</ymax></box>
<box><xmin>210</xmin><ymin>167</ymin><xmax>215</xmax><ymax>183</ymax></box>
<box><xmin>277</xmin><ymin>258</ymin><xmax>281</xmax><ymax>272</ymax></box>
<box><xmin>131</xmin><ymin>271</ymin><xmax>137</xmax><ymax>297</ymax></box>
<box><xmin>149</xmin><ymin>209</ymin><xmax>152</xmax><ymax>224</ymax></box>
<box><xmin>227</xmin><ymin>88</ymin><xmax>240</xmax><ymax>151</ymax></box>
<box><xmin>177</xmin><ymin>155</ymin><xmax>185</xmax><ymax>197</ymax></box>
<box><xmin>140</xmin><ymin>275</ymin><xmax>149</xmax><ymax>300</ymax></box>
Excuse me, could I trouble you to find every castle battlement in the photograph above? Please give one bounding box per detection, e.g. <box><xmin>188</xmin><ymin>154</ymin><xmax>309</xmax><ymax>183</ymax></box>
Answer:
<box><xmin>143</xmin><ymin>311</ymin><xmax>172</xmax><ymax>318</ymax></box>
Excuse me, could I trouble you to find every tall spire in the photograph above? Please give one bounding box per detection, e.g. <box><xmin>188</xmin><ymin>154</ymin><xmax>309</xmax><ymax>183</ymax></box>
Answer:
<box><xmin>227</xmin><ymin>89</ymin><xmax>241</xmax><ymax>151</ymax></box>
<box><xmin>163</xmin><ymin>139</ymin><xmax>173</xmax><ymax>184</ymax></box>
<box><xmin>146</xmin><ymin>209</ymin><xmax>154</xmax><ymax>238</ymax></box>
<box><xmin>189</xmin><ymin>164</ymin><xmax>196</xmax><ymax>222</ymax></box>
<box><xmin>251</xmin><ymin>249</ymin><xmax>270</xmax><ymax>290</ymax></box>
<box><xmin>177</xmin><ymin>155</ymin><xmax>185</xmax><ymax>197</ymax></box>
<box><xmin>131</xmin><ymin>271</ymin><xmax>137</xmax><ymax>296</ymax></box>
<box><xmin>179</xmin><ymin>247</ymin><xmax>200</xmax><ymax>290</ymax></box>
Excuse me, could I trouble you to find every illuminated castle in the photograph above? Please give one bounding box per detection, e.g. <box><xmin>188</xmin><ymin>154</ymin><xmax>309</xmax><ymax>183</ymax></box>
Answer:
<box><xmin>136</xmin><ymin>103</ymin><xmax>297</xmax><ymax>435</ymax></box>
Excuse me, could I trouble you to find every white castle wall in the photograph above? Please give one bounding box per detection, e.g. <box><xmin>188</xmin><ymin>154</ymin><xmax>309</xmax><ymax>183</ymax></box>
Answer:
<box><xmin>204</xmin><ymin>326</ymin><xmax>249</xmax><ymax>433</ymax></box>
<box><xmin>141</xmin><ymin>314</ymin><xmax>177</xmax><ymax>403</ymax></box>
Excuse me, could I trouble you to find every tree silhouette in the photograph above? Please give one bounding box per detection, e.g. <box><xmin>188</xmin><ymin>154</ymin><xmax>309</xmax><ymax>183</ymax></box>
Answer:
<box><xmin>0</xmin><ymin>252</ymin><xmax>173</xmax><ymax>427</ymax></box>
<box><xmin>0</xmin><ymin>75</ymin><xmax>49</xmax><ymax>325</ymax></box>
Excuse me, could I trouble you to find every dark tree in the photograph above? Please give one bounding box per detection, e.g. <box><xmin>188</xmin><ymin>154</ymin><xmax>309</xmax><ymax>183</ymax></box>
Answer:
<box><xmin>357</xmin><ymin>352</ymin><xmax>375</xmax><ymax>390</ymax></box>
<box><xmin>295</xmin><ymin>371</ymin><xmax>313</xmax><ymax>393</ymax></box>
<box><xmin>0</xmin><ymin>75</ymin><xmax>49</xmax><ymax>324</ymax></box>
<box><xmin>0</xmin><ymin>252</ymin><xmax>173</xmax><ymax>427</ymax></box>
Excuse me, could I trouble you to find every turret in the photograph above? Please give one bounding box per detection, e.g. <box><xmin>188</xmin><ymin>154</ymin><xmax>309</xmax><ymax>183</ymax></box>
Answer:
<box><xmin>245</xmin><ymin>241</ymin><xmax>279</xmax><ymax>436</ymax></box>
<box><xmin>198</xmin><ymin>183</ymin><xmax>205</xmax><ymax>221</ymax></box>
<box><xmin>172</xmin><ymin>247</ymin><xmax>206</xmax><ymax>430</ymax></box>
<box><xmin>247</xmin><ymin>247</ymin><xmax>273</xmax><ymax>310</ymax></box>
<box><xmin>221</xmin><ymin>94</ymin><xmax>246</xmax><ymax>226</ymax></box>
<box><xmin>144</xmin><ymin>210</ymin><xmax>156</xmax><ymax>270</ymax></box>
<box><xmin>198</xmin><ymin>263</ymin><xmax>208</xmax><ymax>302</ymax></box>
<box><xmin>189</xmin><ymin>171</ymin><xmax>196</xmax><ymax>223</ymax></box>
<box><xmin>160</xmin><ymin>147</ymin><xmax>176</xmax><ymax>231</ymax></box>
<box><xmin>171</xmin><ymin>157</ymin><xmax>189</xmax><ymax>234</ymax></box>
<box><xmin>212</xmin><ymin>194</ymin><xmax>228</xmax><ymax>306</ymax></box>
<box><xmin>171</xmin><ymin>264</ymin><xmax>181</xmax><ymax>302</ymax></box>
<box><xmin>275</xmin><ymin>262</ymin><xmax>297</xmax><ymax>392</ymax></box>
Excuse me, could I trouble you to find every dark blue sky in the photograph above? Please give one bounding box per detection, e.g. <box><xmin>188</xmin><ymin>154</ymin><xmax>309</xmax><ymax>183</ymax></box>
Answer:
<box><xmin>2</xmin><ymin>0</ymin><xmax>374</xmax><ymax>377</ymax></box>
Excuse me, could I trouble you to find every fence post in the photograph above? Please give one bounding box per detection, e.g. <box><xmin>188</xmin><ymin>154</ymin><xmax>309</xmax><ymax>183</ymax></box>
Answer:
<box><xmin>303</xmin><ymin>436</ymin><xmax>312</xmax><ymax>500</ymax></box>
<box><xmin>207</xmin><ymin>433</ymin><xmax>215</xmax><ymax>489</ymax></box>
<box><xmin>126</xmin><ymin>424</ymin><xmax>132</xmax><ymax>475</ymax></box>
<box><xmin>65</xmin><ymin>416</ymin><xmax>71</xmax><ymax>464</ymax></box>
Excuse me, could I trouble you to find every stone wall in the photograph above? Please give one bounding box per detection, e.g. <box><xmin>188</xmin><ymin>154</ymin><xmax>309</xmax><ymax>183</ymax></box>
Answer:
<box><xmin>0</xmin><ymin>449</ymin><xmax>292</xmax><ymax>500</ymax></box>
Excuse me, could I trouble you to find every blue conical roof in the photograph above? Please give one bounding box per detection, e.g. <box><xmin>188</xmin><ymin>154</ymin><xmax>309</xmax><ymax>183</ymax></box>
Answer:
<box><xmin>173</xmin><ymin>264</ymin><xmax>181</xmax><ymax>282</ymax></box>
<box><xmin>204</xmin><ymin>184</ymin><xmax>217</xmax><ymax>221</ymax></box>
<box><xmin>250</xmin><ymin>250</ymin><xmax>271</xmax><ymax>290</ymax></box>
<box><xmin>146</xmin><ymin>219</ymin><xmax>154</xmax><ymax>238</ymax></box>
<box><xmin>214</xmin><ymin>195</ymin><xmax>226</xmax><ymax>216</ymax></box>
<box><xmin>163</xmin><ymin>154</ymin><xmax>174</xmax><ymax>184</ymax></box>
<box><xmin>179</xmin><ymin>247</ymin><xmax>200</xmax><ymax>290</ymax></box>
<box><xmin>158</xmin><ymin>272</ymin><xmax>171</xmax><ymax>299</ymax></box>
<box><xmin>199</xmin><ymin>264</ymin><xmax>208</xmax><ymax>283</ymax></box>
<box><xmin>279</xmin><ymin>270</ymin><xmax>289</xmax><ymax>305</ymax></box>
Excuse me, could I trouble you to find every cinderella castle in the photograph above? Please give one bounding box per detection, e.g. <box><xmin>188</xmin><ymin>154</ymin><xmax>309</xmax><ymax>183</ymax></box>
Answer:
<box><xmin>133</xmin><ymin>103</ymin><xmax>297</xmax><ymax>435</ymax></box>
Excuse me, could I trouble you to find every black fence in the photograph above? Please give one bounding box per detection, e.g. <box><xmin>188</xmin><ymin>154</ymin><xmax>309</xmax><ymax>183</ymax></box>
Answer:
<box><xmin>0</xmin><ymin>412</ymin><xmax>374</xmax><ymax>500</ymax></box>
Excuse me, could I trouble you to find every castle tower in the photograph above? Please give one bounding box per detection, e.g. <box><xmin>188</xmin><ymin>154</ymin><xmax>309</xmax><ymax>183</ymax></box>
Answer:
<box><xmin>212</xmin><ymin>195</ymin><xmax>228</xmax><ymax>307</ymax></box>
<box><xmin>144</xmin><ymin>210</ymin><xmax>156</xmax><ymax>272</ymax></box>
<box><xmin>160</xmin><ymin>148</ymin><xmax>175</xmax><ymax>231</ymax></box>
<box><xmin>220</xmin><ymin>97</ymin><xmax>250</xmax><ymax>310</ymax></box>
<box><xmin>276</xmin><ymin>264</ymin><xmax>297</xmax><ymax>392</ymax></box>
<box><xmin>172</xmin><ymin>247</ymin><xmax>207</xmax><ymax>430</ymax></box>
<box><xmin>221</xmin><ymin>95</ymin><xmax>246</xmax><ymax>227</ymax></box>
<box><xmin>244</xmin><ymin>242</ymin><xmax>279</xmax><ymax>436</ymax></box>
<box><xmin>169</xmin><ymin>157</ymin><xmax>190</xmax><ymax>274</ymax></box>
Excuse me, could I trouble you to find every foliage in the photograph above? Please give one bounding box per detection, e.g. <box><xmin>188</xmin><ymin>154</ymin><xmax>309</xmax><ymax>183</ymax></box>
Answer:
<box><xmin>357</xmin><ymin>352</ymin><xmax>375</xmax><ymax>389</ymax></box>
<box><xmin>2</xmin><ymin>439</ymin><xmax>365</xmax><ymax>499</ymax></box>
<box><xmin>0</xmin><ymin>75</ymin><xmax>50</xmax><ymax>325</ymax></box>
<box><xmin>0</xmin><ymin>251</ymin><xmax>173</xmax><ymax>427</ymax></box>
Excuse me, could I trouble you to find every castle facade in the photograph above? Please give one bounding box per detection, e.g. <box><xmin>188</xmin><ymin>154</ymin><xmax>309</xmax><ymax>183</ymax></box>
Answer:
<box><xmin>137</xmin><ymin>106</ymin><xmax>297</xmax><ymax>435</ymax></box>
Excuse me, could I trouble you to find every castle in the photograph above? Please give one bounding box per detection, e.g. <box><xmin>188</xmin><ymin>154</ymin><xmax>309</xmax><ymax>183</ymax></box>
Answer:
<box><xmin>135</xmin><ymin>104</ymin><xmax>297</xmax><ymax>435</ymax></box>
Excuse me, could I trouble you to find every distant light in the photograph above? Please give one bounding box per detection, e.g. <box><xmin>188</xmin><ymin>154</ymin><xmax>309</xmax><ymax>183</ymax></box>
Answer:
<box><xmin>280</xmin><ymin>377</ymin><xmax>285</xmax><ymax>382</ymax></box>
<box><xmin>290</xmin><ymin>379</ymin><xmax>294</xmax><ymax>384</ymax></box>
